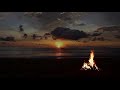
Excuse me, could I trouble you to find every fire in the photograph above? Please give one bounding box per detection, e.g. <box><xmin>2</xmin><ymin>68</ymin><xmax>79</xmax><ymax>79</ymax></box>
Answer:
<box><xmin>55</xmin><ymin>40</ymin><xmax>64</xmax><ymax>48</ymax></box>
<box><xmin>81</xmin><ymin>50</ymin><xmax>99</xmax><ymax>71</ymax></box>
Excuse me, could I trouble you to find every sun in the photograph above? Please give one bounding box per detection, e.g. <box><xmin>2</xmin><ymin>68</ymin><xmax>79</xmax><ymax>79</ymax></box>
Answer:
<box><xmin>55</xmin><ymin>40</ymin><xmax>64</xmax><ymax>48</ymax></box>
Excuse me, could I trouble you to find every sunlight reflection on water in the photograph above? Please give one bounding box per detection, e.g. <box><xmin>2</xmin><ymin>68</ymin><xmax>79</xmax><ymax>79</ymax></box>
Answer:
<box><xmin>55</xmin><ymin>49</ymin><xmax>63</xmax><ymax>59</ymax></box>
<box><xmin>0</xmin><ymin>46</ymin><xmax>120</xmax><ymax>58</ymax></box>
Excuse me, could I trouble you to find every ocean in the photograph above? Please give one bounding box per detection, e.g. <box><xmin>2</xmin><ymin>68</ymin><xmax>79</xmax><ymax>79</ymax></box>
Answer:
<box><xmin>0</xmin><ymin>46</ymin><xmax>120</xmax><ymax>58</ymax></box>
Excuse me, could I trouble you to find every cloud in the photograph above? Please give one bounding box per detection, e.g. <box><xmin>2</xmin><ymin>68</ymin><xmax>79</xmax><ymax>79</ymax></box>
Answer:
<box><xmin>0</xmin><ymin>12</ymin><xmax>120</xmax><ymax>37</ymax></box>
<box><xmin>24</xmin><ymin>12</ymin><xmax>43</xmax><ymax>17</ymax></box>
<box><xmin>51</xmin><ymin>27</ymin><xmax>88</xmax><ymax>40</ymax></box>
<box><xmin>0</xmin><ymin>12</ymin><xmax>13</xmax><ymax>20</ymax></box>
<box><xmin>77</xmin><ymin>23</ymin><xmax>86</xmax><ymax>26</ymax></box>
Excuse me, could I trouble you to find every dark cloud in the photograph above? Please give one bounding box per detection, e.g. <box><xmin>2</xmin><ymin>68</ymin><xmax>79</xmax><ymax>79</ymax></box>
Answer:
<box><xmin>51</xmin><ymin>27</ymin><xmax>88</xmax><ymax>40</ymax></box>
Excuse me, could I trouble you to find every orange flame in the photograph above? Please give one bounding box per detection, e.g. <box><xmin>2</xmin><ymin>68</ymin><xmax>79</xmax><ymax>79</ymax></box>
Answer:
<box><xmin>81</xmin><ymin>50</ymin><xmax>99</xmax><ymax>71</ymax></box>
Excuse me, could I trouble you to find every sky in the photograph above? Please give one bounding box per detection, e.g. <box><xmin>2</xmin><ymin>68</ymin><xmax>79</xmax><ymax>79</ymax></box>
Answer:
<box><xmin>0</xmin><ymin>12</ymin><xmax>120</xmax><ymax>39</ymax></box>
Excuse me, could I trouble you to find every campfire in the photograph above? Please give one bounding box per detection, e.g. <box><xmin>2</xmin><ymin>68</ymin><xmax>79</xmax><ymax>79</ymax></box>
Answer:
<box><xmin>81</xmin><ymin>50</ymin><xmax>99</xmax><ymax>71</ymax></box>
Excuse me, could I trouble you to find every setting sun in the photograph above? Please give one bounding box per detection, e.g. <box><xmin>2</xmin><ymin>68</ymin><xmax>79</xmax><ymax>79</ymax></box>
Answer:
<box><xmin>55</xmin><ymin>40</ymin><xmax>64</xmax><ymax>48</ymax></box>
